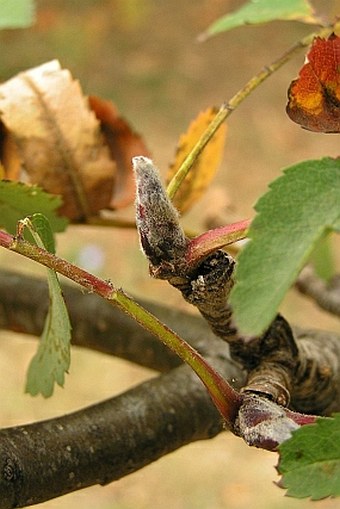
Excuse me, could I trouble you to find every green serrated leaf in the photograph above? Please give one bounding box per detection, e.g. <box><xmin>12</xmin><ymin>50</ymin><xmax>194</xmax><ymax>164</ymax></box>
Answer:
<box><xmin>0</xmin><ymin>0</ymin><xmax>35</xmax><ymax>29</ymax></box>
<box><xmin>23</xmin><ymin>215</ymin><xmax>71</xmax><ymax>398</ymax></box>
<box><xmin>201</xmin><ymin>0</ymin><xmax>318</xmax><ymax>39</ymax></box>
<box><xmin>0</xmin><ymin>180</ymin><xmax>68</xmax><ymax>234</ymax></box>
<box><xmin>30</xmin><ymin>213</ymin><xmax>56</xmax><ymax>254</ymax></box>
<box><xmin>25</xmin><ymin>273</ymin><xmax>71</xmax><ymax>397</ymax></box>
<box><xmin>309</xmin><ymin>234</ymin><xmax>335</xmax><ymax>282</ymax></box>
<box><xmin>230</xmin><ymin>157</ymin><xmax>340</xmax><ymax>336</ymax></box>
<box><xmin>278</xmin><ymin>414</ymin><xmax>340</xmax><ymax>499</ymax></box>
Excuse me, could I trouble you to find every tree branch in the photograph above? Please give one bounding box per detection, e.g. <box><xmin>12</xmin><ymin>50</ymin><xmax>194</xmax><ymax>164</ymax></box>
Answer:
<box><xmin>0</xmin><ymin>362</ymin><xmax>239</xmax><ymax>509</ymax></box>
<box><xmin>0</xmin><ymin>269</ymin><xmax>236</xmax><ymax>373</ymax></box>
<box><xmin>296</xmin><ymin>266</ymin><xmax>340</xmax><ymax>318</ymax></box>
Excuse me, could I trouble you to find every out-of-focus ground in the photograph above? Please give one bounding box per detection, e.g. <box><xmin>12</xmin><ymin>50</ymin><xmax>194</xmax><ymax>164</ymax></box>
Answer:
<box><xmin>1</xmin><ymin>1</ymin><xmax>340</xmax><ymax>508</ymax></box>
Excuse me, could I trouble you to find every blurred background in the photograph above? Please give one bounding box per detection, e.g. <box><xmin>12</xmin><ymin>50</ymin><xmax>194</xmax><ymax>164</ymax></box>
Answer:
<box><xmin>0</xmin><ymin>1</ymin><xmax>340</xmax><ymax>508</ymax></box>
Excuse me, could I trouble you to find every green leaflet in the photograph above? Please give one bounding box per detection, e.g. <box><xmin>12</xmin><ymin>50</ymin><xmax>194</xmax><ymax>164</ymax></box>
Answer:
<box><xmin>201</xmin><ymin>0</ymin><xmax>318</xmax><ymax>39</ymax></box>
<box><xmin>230</xmin><ymin>157</ymin><xmax>340</xmax><ymax>336</ymax></box>
<box><xmin>25</xmin><ymin>272</ymin><xmax>71</xmax><ymax>397</ymax></box>
<box><xmin>0</xmin><ymin>180</ymin><xmax>67</xmax><ymax>234</ymax></box>
<box><xmin>278</xmin><ymin>414</ymin><xmax>340</xmax><ymax>499</ymax></box>
<box><xmin>309</xmin><ymin>234</ymin><xmax>335</xmax><ymax>282</ymax></box>
<box><xmin>24</xmin><ymin>214</ymin><xmax>71</xmax><ymax>397</ymax></box>
<box><xmin>0</xmin><ymin>0</ymin><xmax>35</xmax><ymax>29</ymax></box>
<box><xmin>29</xmin><ymin>211</ymin><xmax>56</xmax><ymax>254</ymax></box>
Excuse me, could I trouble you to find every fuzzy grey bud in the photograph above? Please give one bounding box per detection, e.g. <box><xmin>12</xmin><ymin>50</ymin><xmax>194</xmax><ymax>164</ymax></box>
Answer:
<box><xmin>132</xmin><ymin>156</ymin><xmax>188</xmax><ymax>269</ymax></box>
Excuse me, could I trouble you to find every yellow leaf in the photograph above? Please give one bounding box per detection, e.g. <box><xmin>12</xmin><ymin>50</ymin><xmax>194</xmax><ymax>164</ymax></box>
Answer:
<box><xmin>0</xmin><ymin>60</ymin><xmax>116</xmax><ymax>221</ymax></box>
<box><xmin>166</xmin><ymin>107</ymin><xmax>227</xmax><ymax>214</ymax></box>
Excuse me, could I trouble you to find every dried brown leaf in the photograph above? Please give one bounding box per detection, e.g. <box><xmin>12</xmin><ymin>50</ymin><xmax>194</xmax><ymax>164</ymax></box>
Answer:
<box><xmin>166</xmin><ymin>107</ymin><xmax>227</xmax><ymax>214</ymax></box>
<box><xmin>89</xmin><ymin>95</ymin><xmax>151</xmax><ymax>209</ymax></box>
<box><xmin>0</xmin><ymin>60</ymin><xmax>116</xmax><ymax>221</ymax></box>
<box><xmin>0</xmin><ymin>124</ymin><xmax>21</xmax><ymax>180</ymax></box>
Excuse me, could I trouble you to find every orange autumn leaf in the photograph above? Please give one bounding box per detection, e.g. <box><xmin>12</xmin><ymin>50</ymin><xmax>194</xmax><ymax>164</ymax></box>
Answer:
<box><xmin>166</xmin><ymin>108</ymin><xmax>227</xmax><ymax>214</ymax></box>
<box><xmin>0</xmin><ymin>60</ymin><xmax>116</xmax><ymax>221</ymax></box>
<box><xmin>286</xmin><ymin>33</ymin><xmax>340</xmax><ymax>133</ymax></box>
<box><xmin>89</xmin><ymin>95</ymin><xmax>151</xmax><ymax>209</ymax></box>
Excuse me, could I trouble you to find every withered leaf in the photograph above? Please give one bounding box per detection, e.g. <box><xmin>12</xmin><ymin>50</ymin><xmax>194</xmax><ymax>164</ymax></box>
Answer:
<box><xmin>166</xmin><ymin>108</ymin><xmax>227</xmax><ymax>214</ymax></box>
<box><xmin>286</xmin><ymin>33</ymin><xmax>340</xmax><ymax>133</ymax></box>
<box><xmin>0</xmin><ymin>124</ymin><xmax>21</xmax><ymax>181</ymax></box>
<box><xmin>1</xmin><ymin>138</ymin><xmax>21</xmax><ymax>181</ymax></box>
<box><xmin>0</xmin><ymin>60</ymin><xmax>116</xmax><ymax>221</ymax></box>
<box><xmin>89</xmin><ymin>95</ymin><xmax>151</xmax><ymax>209</ymax></box>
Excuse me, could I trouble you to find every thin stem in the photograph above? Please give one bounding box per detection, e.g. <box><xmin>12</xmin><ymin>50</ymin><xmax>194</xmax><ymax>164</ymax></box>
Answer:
<box><xmin>186</xmin><ymin>218</ymin><xmax>251</xmax><ymax>266</ymax></box>
<box><xmin>0</xmin><ymin>229</ymin><xmax>242</xmax><ymax>425</ymax></box>
<box><xmin>166</xmin><ymin>104</ymin><xmax>229</xmax><ymax>200</ymax></box>
<box><xmin>115</xmin><ymin>292</ymin><xmax>242</xmax><ymax>424</ymax></box>
<box><xmin>0</xmin><ymin>229</ymin><xmax>12</xmax><ymax>248</ymax></box>
<box><xmin>166</xmin><ymin>25</ymin><xmax>335</xmax><ymax>201</ymax></box>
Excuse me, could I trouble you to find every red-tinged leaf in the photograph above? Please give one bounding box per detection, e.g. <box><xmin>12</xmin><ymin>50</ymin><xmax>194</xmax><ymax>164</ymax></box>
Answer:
<box><xmin>89</xmin><ymin>96</ymin><xmax>151</xmax><ymax>209</ymax></box>
<box><xmin>286</xmin><ymin>34</ymin><xmax>340</xmax><ymax>133</ymax></box>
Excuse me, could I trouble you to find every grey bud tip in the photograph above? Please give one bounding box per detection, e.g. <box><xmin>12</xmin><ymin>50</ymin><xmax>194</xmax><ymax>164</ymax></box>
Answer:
<box><xmin>132</xmin><ymin>155</ymin><xmax>153</xmax><ymax>173</ymax></box>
